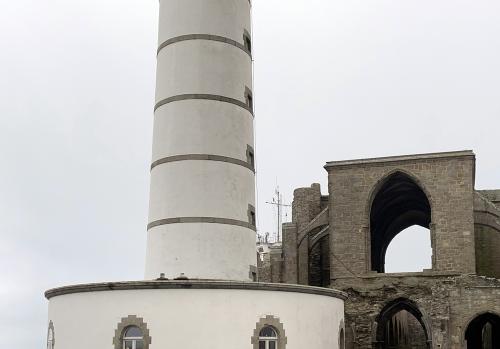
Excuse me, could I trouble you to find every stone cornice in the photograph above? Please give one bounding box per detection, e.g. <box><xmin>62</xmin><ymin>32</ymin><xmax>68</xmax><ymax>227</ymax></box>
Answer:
<box><xmin>45</xmin><ymin>280</ymin><xmax>347</xmax><ymax>300</ymax></box>
<box><xmin>325</xmin><ymin>150</ymin><xmax>475</xmax><ymax>169</ymax></box>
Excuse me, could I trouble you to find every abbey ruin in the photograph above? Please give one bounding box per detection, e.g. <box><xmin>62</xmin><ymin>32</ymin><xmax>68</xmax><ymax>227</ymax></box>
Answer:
<box><xmin>258</xmin><ymin>150</ymin><xmax>500</xmax><ymax>348</ymax></box>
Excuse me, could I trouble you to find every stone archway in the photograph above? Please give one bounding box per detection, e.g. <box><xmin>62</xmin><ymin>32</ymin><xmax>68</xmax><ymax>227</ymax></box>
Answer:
<box><xmin>369</xmin><ymin>171</ymin><xmax>432</xmax><ymax>273</ymax></box>
<box><xmin>374</xmin><ymin>298</ymin><xmax>431</xmax><ymax>349</ymax></box>
<box><xmin>464</xmin><ymin>312</ymin><xmax>500</xmax><ymax>349</ymax></box>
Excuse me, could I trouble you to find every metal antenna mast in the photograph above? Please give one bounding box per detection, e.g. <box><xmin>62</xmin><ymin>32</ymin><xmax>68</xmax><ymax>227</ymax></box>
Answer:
<box><xmin>266</xmin><ymin>186</ymin><xmax>291</xmax><ymax>242</ymax></box>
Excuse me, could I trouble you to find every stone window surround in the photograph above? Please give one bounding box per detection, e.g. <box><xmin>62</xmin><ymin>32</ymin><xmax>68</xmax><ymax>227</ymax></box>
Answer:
<box><xmin>249</xmin><ymin>264</ymin><xmax>258</xmax><ymax>281</ymax></box>
<box><xmin>243</xmin><ymin>29</ymin><xmax>252</xmax><ymax>53</ymax></box>
<box><xmin>245</xmin><ymin>86</ymin><xmax>253</xmax><ymax>112</ymax></box>
<box><xmin>113</xmin><ymin>315</ymin><xmax>152</xmax><ymax>349</ymax></box>
<box><xmin>251</xmin><ymin>315</ymin><xmax>287</xmax><ymax>349</ymax></box>
<box><xmin>246</xmin><ymin>144</ymin><xmax>255</xmax><ymax>170</ymax></box>
<box><xmin>248</xmin><ymin>204</ymin><xmax>256</xmax><ymax>228</ymax></box>
<box><xmin>47</xmin><ymin>320</ymin><xmax>55</xmax><ymax>349</ymax></box>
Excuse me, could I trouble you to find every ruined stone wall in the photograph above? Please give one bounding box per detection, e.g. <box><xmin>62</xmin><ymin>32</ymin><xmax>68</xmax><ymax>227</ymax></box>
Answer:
<box><xmin>291</xmin><ymin>183</ymin><xmax>324</xmax><ymax>285</ymax></box>
<box><xmin>257</xmin><ymin>245</ymin><xmax>284</xmax><ymax>283</ymax></box>
<box><xmin>474</xmin><ymin>225</ymin><xmax>500</xmax><ymax>278</ymax></box>
<box><xmin>333</xmin><ymin>274</ymin><xmax>500</xmax><ymax>349</ymax></box>
<box><xmin>327</xmin><ymin>152</ymin><xmax>476</xmax><ymax>278</ymax></box>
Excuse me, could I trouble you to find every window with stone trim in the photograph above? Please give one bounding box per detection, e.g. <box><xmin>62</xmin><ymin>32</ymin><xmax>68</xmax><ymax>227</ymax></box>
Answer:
<box><xmin>243</xmin><ymin>30</ymin><xmax>252</xmax><ymax>53</ymax></box>
<box><xmin>113</xmin><ymin>315</ymin><xmax>151</xmax><ymax>349</ymax></box>
<box><xmin>259</xmin><ymin>326</ymin><xmax>278</xmax><ymax>349</ymax></box>
<box><xmin>245</xmin><ymin>87</ymin><xmax>253</xmax><ymax>112</ymax></box>
<box><xmin>47</xmin><ymin>321</ymin><xmax>55</xmax><ymax>349</ymax></box>
<box><xmin>251</xmin><ymin>315</ymin><xmax>287</xmax><ymax>349</ymax></box>
<box><xmin>123</xmin><ymin>326</ymin><xmax>144</xmax><ymax>349</ymax></box>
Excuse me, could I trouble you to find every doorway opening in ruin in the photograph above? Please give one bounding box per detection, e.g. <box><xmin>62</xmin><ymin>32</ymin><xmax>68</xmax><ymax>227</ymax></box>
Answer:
<box><xmin>384</xmin><ymin>225</ymin><xmax>432</xmax><ymax>273</ymax></box>
<box><xmin>375</xmin><ymin>298</ymin><xmax>430</xmax><ymax>349</ymax></box>
<box><xmin>465</xmin><ymin>312</ymin><xmax>500</xmax><ymax>349</ymax></box>
<box><xmin>370</xmin><ymin>172</ymin><xmax>432</xmax><ymax>273</ymax></box>
<box><xmin>308</xmin><ymin>234</ymin><xmax>330</xmax><ymax>287</ymax></box>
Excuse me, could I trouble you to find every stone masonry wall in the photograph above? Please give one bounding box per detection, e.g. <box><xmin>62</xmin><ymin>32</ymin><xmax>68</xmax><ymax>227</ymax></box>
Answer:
<box><xmin>327</xmin><ymin>153</ymin><xmax>476</xmax><ymax>278</ymax></box>
<box><xmin>333</xmin><ymin>274</ymin><xmax>500</xmax><ymax>349</ymax></box>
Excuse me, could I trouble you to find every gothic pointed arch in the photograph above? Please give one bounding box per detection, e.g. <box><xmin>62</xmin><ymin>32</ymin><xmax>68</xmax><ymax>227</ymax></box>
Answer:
<box><xmin>374</xmin><ymin>298</ymin><xmax>431</xmax><ymax>349</ymax></box>
<box><xmin>368</xmin><ymin>170</ymin><xmax>433</xmax><ymax>272</ymax></box>
<box><xmin>464</xmin><ymin>311</ymin><xmax>500</xmax><ymax>349</ymax></box>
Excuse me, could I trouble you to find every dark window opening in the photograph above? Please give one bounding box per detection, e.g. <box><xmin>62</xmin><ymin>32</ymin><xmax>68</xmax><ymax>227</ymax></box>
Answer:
<box><xmin>249</xmin><ymin>150</ymin><xmax>255</xmax><ymax>169</ymax></box>
<box><xmin>465</xmin><ymin>313</ymin><xmax>500</xmax><ymax>349</ymax></box>
<box><xmin>244</xmin><ymin>34</ymin><xmax>252</xmax><ymax>53</ymax></box>
<box><xmin>251</xmin><ymin>271</ymin><xmax>257</xmax><ymax>282</ymax></box>
<box><xmin>250</xmin><ymin>211</ymin><xmax>256</xmax><ymax>227</ymax></box>
<box><xmin>247</xmin><ymin>93</ymin><xmax>253</xmax><ymax>111</ymax></box>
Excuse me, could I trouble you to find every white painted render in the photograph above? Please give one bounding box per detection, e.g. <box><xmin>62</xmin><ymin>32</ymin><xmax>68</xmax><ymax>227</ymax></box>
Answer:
<box><xmin>145</xmin><ymin>225</ymin><xmax>256</xmax><ymax>280</ymax></box>
<box><xmin>155</xmin><ymin>41</ymin><xmax>252</xmax><ymax>103</ymax></box>
<box><xmin>48</xmin><ymin>288</ymin><xmax>344</xmax><ymax>349</ymax></box>
<box><xmin>158</xmin><ymin>0</ymin><xmax>251</xmax><ymax>44</ymax></box>
<box><xmin>152</xmin><ymin>101</ymin><xmax>254</xmax><ymax>163</ymax></box>
<box><xmin>148</xmin><ymin>162</ymin><xmax>255</xmax><ymax>222</ymax></box>
<box><xmin>146</xmin><ymin>0</ymin><xmax>256</xmax><ymax>280</ymax></box>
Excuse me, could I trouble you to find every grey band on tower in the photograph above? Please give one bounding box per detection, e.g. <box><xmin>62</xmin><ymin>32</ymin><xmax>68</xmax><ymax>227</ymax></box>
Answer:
<box><xmin>145</xmin><ymin>0</ymin><xmax>257</xmax><ymax>281</ymax></box>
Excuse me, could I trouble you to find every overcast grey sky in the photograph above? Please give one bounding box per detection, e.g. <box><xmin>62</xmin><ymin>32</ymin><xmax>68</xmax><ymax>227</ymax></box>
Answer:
<box><xmin>1</xmin><ymin>0</ymin><xmax>499</xmax><ymax>347</ymax></box>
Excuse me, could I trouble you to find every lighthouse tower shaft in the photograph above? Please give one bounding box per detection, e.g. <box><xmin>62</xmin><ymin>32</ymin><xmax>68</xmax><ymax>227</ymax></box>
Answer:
<box><xmin>145</xmin><ymin>0</ymin><xmax>256</xmax><ymax>281</ymax></box>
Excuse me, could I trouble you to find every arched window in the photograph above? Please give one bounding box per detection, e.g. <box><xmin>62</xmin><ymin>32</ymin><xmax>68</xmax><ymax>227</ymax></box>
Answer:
<box><xmin>259</xmin><ymin>326</ymin><xmax>278</xmax><ymax>349</ymax></box>
<box><xmin>47</xmin><ymin>321</ymin><xmax>55</xmax><ymax>349</ymax></box>
<box><xmin>123</xmin><ymin>326</ymin><xmax>144</xmax><ymax>349</ymax></box>
<box><xmin>252</xmin><ymin>315</ymin><xmax>287</xmax><ymax>349</ymax></box>
<box><xmin>113</xmin><ymin>315</ymin><xmax>151</xmax><ymax>349</ymax></box>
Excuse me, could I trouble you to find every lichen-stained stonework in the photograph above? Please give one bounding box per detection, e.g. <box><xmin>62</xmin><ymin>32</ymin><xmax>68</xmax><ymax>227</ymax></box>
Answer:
<box><xmin>335</xmin><ymin>274</ymin><xmax>500</xmax><ymax>349</ymax></box>
<box><xmin>267</xmin><ymin>150</ymin><xmax>500</xmax><ymax>349</ymax></box>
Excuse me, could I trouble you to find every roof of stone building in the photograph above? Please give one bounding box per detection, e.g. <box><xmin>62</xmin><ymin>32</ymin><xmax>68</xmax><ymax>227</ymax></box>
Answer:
<box><xmin>325</xmin><ymin>150</ymin><xmax>475</xmax><ymax>168</ymax></box>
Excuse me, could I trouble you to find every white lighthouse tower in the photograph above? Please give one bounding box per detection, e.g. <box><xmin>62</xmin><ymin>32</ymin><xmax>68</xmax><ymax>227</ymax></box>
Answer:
<box><xmin>45</xmin><ymin>1</ymin><xmax>345</xmax><ymax>348</ymax></box>
<box><xmin>145</xmin><ymin>0</ymin><xmax>257</xmax><ymax>281</ymax></box>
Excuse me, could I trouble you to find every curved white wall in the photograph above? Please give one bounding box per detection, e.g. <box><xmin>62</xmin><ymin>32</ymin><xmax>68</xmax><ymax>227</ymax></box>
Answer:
<box><xmin>147</xmin><ymin>0</ymin><xmax>255</xmax><ymax>280</ymax></box>
<box><xmin>152</xmin><ymin>101</ymin><xmax>254</xmax><ymax>162</ymax></box>
<box><xmin>149</xmin><ymin>163</ymin><xmax>255</xmax><ymax>221</ymax></box>
<box><xmin>47</xmin><ymin>288</ymin><xmax>345</xmax><ymax>349</ymax></box>
<box><xmin>158</xmin><ymin>0</ymin><xmax>251</xmax><ymax>44</ymax></box>
<box><xmin>146</xmin><ymin>226</ymin><xmax>257</xmax><ymax>280</ymax></box>
<box><xmin>155</xmin><ymin>42</ymin><xmax>252</xmax><ymax>103</ymax></box>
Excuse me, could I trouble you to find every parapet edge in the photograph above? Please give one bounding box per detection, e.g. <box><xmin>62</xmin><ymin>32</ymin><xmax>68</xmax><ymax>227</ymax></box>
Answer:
<box><xmin>45</xmin><ymin>280</ymin><xmax>348</xmax><ymax>301</ymax></box>
<box><xmin>325</xmin><ymin>150</ymin><xmax>475</xmax><ymax>169</ymax></box>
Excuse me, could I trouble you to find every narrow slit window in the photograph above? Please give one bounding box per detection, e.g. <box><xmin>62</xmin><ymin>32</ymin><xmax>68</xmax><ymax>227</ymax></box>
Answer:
<box><xmin>244</xmin><ymin>32</ymin><xmax>252</xmax><ymax>53</ymax></box>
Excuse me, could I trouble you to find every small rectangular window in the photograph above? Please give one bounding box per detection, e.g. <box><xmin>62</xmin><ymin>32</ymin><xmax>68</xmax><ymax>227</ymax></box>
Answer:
<box><xmin>250</xmin><ymin>211</ymin><xmax>256</xmax><ymax>226</ymax></box>
<box><xmin>249</xmin><ymin>151</ymin><xmax>255</xmax><ymax>168</ymax></box>
<box><xmin>244</xmin><ymin>31</ymin><xmax>252</xmax><ymax>53</ymax></box>
<box><xmin>248</xmin><ymin>94</ymin><xmax>253</xmax><ymax>111</ymax></box>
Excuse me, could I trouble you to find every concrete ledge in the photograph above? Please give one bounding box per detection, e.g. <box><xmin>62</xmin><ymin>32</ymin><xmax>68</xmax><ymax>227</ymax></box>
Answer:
<box><xmin>45</xmin><ymin>280</ymin><xmax>347</xmax><ymax>300</ymax></box>
<box><xmin>147</xmin><ymin>217</ymin><xmax>256</xmax><ymax>231</ymax></box>
<box><xmin>157</xmin><ymin>34</ymin><xmax>252</xmax><ymax>58</ymax></box>
<box><xmin>325</xmin><ymin>150</ymin><xmax>475</xmax><ymax>168</ymax></box>
<box><xmin>335</xmin><ymin>271</ymin><xmax>463</xmax><ymax>280</ymax></box>
<box><xmin>154</xmin><ymin>94</ymin><xmax>253</xmax><ymax>115</ymax></box>
<box><xmin>151</xmin><ymin>154</ymin><xmax>255</xmax><ymax>172</ymax></box>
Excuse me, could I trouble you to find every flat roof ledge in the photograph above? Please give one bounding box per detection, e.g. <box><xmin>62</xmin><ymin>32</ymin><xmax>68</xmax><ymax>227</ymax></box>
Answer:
<box><xmin>325</xmin><ymin>150</ymin><xmax>475</xmax><ymax>169</ymax></box>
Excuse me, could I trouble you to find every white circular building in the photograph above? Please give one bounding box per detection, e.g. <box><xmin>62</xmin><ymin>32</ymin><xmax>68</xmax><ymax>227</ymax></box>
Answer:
<box><xmin>45</xmin><ymin>1</ymin><xmax>346</xmax><ymax>348</ymax></box>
